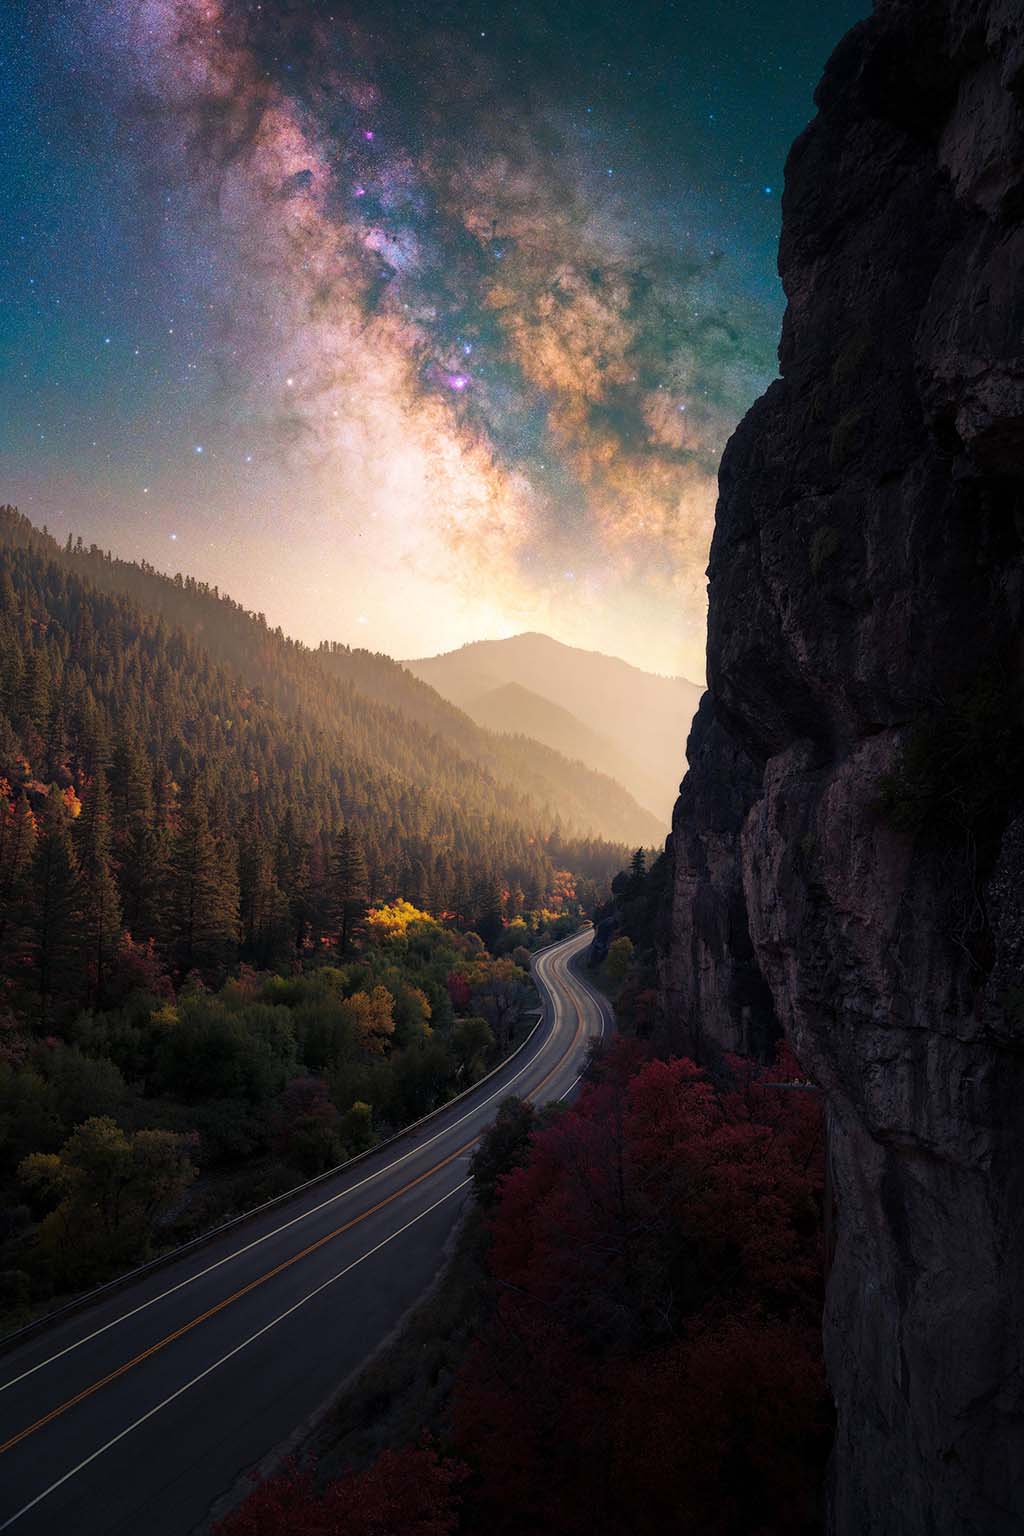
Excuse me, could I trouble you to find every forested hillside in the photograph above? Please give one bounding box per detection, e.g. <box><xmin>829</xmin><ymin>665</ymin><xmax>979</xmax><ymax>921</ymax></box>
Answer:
<box><xmin>0</xmin><ymin>505</ymin><xmax>631</xmax><ymax>1013</ymax></box>
<box><xmin>0</xmin><ymin>510</ymin><xmax>659</xmax><ymax>850</ymax></box>
<box><xmin>0</xmin><ymin>503</ymin><xmax>632</xmax><ymax>1036</ymax></box>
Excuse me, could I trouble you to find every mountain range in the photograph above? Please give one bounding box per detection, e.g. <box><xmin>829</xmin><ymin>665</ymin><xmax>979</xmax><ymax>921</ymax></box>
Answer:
<box><xmin>406</xmin><ymin>633</ymin><xmax>703</xmax><ymax>825</ymax></box>
<box><xmin>0</xmin><ymin>510</ymin><xmax>662</xmax><ymax>863</ymax></box>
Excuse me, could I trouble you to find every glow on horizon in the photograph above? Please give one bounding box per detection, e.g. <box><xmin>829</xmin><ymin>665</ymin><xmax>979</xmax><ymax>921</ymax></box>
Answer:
<box><xmin>12</xmin><ymin>0</ymin><xmax>793</xmax><ymax>687</ymax></box>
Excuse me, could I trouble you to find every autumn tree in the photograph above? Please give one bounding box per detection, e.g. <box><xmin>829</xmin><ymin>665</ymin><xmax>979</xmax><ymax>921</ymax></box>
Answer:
<box><xmin>343</xmin><ymin>985</ymin><xmax>395</xmax><ymax>1054</ymax></box>
<box><xmin>213</xmin><ymin>1444</ymin><xmax>466</xmax><ymax>1536</ymax></box>
<box><xmin>470</xmin><ymin>1095</ymin><xmax>537</xmax><ymax>1207</ymax></box>
<box><xmin>19</xmin><ymin>1115</ymin><xmax>196</xmax><ymax>1286</ymax></box>
<box><xmin>471</xmin><ymin>957</ymin><xmax>530</xmax><ymax>1052</ymax></box>
<box><xmin>451</xmin><ymin>1047</ymin><xmax>829</xmax><ymax>1536</ymax></box>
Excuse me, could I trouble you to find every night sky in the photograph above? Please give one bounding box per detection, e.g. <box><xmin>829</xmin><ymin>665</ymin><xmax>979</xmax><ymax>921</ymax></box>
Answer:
<box><xmin>1</xmin><ymin>0</ymin><xmax>866</xmax><ymax>677</ymax></box>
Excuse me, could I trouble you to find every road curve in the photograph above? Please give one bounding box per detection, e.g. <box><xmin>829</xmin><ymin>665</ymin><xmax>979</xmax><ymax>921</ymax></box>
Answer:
<box><xmin>0</xmin><ymin>929</ymin><xmax>612</xmax><ymax>1535</ymax></box>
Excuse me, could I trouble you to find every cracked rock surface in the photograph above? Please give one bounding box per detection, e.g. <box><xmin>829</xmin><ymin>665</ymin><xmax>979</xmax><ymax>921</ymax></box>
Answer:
<box><xmin>660</xmin><ymin>3</ymin><xmax>1024</xmax><ymax>1529</ymax></box>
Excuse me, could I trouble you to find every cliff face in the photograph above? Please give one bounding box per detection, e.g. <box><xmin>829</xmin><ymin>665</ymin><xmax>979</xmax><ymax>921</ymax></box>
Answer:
<box><xmin>662</xmin><ymin>3</ymin><xmax>1024</xmax><ymax>1530</ymax></box>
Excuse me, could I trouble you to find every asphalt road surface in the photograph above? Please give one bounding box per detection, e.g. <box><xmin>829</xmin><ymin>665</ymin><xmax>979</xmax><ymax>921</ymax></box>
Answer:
<box><xmin>0</xmin><ymin>928</ymin><xmax>613</xmax><ymax>1535</ymax></box>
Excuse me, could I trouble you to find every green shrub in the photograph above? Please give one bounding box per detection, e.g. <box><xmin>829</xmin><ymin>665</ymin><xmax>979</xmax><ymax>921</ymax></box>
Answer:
<box><xmin>606</xmin><ymin>935</ymin><xmax>635</xmax><ymax>984</ymax></box>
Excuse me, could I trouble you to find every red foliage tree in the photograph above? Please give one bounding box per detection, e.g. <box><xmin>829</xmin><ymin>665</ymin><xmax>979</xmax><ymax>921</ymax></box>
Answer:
<box><xmin>446</xmin><ymin>969</ymin><xmax>471</xmax><ymax>1012</ymax></box>
<box><xmin>220</xmin><ymin>1046</ymin><xmax>829</xmax><ymax>1536</ymax></box>
<box><xmin>215</xmin><ymin>1444</ymin><xmax>466</xmax><ymax>1536</ymax></box>
<box><xmin>451</xmin><ymin>1043</ymin><xmax>829</xmax><ymax>1536</ymax></box>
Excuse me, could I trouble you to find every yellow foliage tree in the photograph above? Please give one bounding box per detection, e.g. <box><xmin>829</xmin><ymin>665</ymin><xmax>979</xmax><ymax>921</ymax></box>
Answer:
<box><xmin>344</xmin><ymin>985</ymin><xmax>396</xmax><ymax>1053</ymax></box>
<box><xmin>364</xmin><ymin>899</ymin><xmax>436</xmax><ymax>943</ymax></box>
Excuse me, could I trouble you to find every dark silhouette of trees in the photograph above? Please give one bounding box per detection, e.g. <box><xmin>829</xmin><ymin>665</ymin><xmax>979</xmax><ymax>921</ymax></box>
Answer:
<box><xmin>330</xmin><ymin>824</ymin><xmax>368</xmax><ymax>956</ymax></box>
<box><xmin>75</xmin><ymin>767</ymin><xmax>122</xmax><ymax>1008</ymax></box>
<box><xmin>25</xmin><ymin>792</ymin><xmax>81</xmax><ymax>1029</ymax></box>
<box><xmin>167</xmin><ymin>778</ymin><xmax>239</xmax><ymax>981</ymax></box>
<box><xmin>473</xmin><ymin>875</ymin><xmax>504</xmax><ymax>950</ymax></box>
<box><xmin>0</xmin><ymin>779</ymin><xmax>35</xmax><ymax>969</ymax></box>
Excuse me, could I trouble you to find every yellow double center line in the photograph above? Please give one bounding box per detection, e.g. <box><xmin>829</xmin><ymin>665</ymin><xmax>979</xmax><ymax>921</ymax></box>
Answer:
<box><xmin>0</xmin><ymin>1137</ymin><xmax>475</xmax><ymax>1458</ymax></box>
<box><xmin>0</xmin><ymin>952</ymin><xmax>587</xmax><ymax>1459</ymax></box>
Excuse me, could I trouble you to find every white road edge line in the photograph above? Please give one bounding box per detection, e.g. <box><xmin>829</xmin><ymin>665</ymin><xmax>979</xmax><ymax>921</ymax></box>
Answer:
<box><xmin>558</xmin><ymin>960</ymin><xmax>607</xmax><ymax>1101</ymax></box>
<box><xmin>0</xmin><ymin>1179</ymin><xmax>473</xmax><ymax>1532</ymax></box>
<box><xmin>0</xmin><ymin>937</ymin><xmax>583</xmax><ymax>1398</ymax></box>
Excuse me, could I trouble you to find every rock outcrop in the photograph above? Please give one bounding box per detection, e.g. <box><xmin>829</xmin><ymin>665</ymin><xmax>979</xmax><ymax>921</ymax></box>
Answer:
<box><xmin>662</xmin><ymin>2</ymin><xmax>1024</xmax><ymax>1530</ymax></box>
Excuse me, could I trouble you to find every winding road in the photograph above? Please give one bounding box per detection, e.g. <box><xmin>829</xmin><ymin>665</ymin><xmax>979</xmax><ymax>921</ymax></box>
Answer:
<box><xmin>0</xmin><ymin>928</ymin><xmax>612</xmax><ymax>1535</ymax></box>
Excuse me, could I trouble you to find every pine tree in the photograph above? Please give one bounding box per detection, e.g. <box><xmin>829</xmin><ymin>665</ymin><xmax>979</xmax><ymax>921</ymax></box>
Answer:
<box><xmin>0</xmin><ymin>779</ymin><xmax>36</xmax><ymax>971</ymax></box>
<box><xmin>627</xmin><ymin>847</ymin><xmax>647</xmax><ymax>897</ymax></box>
<box><xmin>26</xmin><ymin>790</ymin><xmax>81</xmax><ymax>1028</ymax></box>
<box><xmin>18</xmin><ymin>647</ymin><xmax>51</xmax><ymax>738</ymax></box>
<box><xmin>276</xmin><ymin>807</ymin><xmax>313</xmax><ymax>960</ymax></box>
<box><xmin>168</xmin><ymin>778</ymin><xmax>239</xmax><ymax>979</ymax></box>
<box><xmin>18</xmin><ymin>648</ymin><xmax>51</xmax><ymax>764</ymax></box>
<box><xmin>76</xmin><ymin>766</ymin><xmax>122</xmax><ymax>1008</ymax></box>
<box><xmin>0</xmin><ymin>628</ymin><xmax>24</xmax><ymax>722</ymax></box>
<box><xmin>475</xmin><ymin>874</ymin><xmax>504</xmax><ymax>951</ymax></box>
<box><xmin>239</xmin><ymin>811</ymin><xmax>289</xmax><ymax>966</ymax></box>
<box><xmin>330</xmin><ymin>823</ymin><xmax>368</xmax><ymax>956</ymax></box>
<box><xmin>115</xmin><ymin>734</ymin><xmax>163</xmax><ymax>939</ymax></box>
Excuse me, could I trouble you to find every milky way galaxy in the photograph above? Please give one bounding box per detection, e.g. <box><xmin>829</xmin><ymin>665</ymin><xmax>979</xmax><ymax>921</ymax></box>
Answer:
<box><xmin>1</xmin><ymin>0</ymin><xmax>866</xmax><ymax>675</ymax></box>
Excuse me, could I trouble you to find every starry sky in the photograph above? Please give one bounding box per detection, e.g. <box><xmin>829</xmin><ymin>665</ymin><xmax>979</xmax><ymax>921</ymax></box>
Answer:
<box><xmin>1</xmin><ymin>0</ymin><xmax>866</xmax><ymax>678</ymax></box>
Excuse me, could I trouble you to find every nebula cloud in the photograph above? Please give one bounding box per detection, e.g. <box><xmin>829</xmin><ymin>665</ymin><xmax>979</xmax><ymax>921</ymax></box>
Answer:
<box><xmin>57</xmin><ymin>0</ymin><xmax>779</xmax><ymax>675</ymax></box>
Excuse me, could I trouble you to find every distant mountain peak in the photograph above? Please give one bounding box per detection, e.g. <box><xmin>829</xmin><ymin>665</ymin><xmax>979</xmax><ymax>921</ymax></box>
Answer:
<box><xmin>405</xmin><ymin>632</ymin><xmax>703</xmax><ymax>825</ymax></box>
<box><xmin>406</xmin><ymin>630</ymin><xmax>699</xmax><ymax>689</ymax></box>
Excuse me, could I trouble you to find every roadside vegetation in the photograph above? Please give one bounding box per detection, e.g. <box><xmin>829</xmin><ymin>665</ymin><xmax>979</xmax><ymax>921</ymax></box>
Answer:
<box><xmin>0</xmin><ymin>901</ymin><xmax>583</xmax><ymax>1326</ymax></box>
<box><xmin>219</xmin><ymin>854</ymin><xmax>831</xmax><ymax>1536</ymax></box>
<box><xmin>586</xmin><ymin>845</ymin><xmax>670</xmax><ymax>1036</ymax></box>
<box><xmin>0</xmin><ymin>503</ymin><xmax>611</xmax><ymax>1326</ymax></box>
<box><xmin>218</xmin><ymin>1043</ymin><xmax>828</xmax><ymax>1536</ymax></box>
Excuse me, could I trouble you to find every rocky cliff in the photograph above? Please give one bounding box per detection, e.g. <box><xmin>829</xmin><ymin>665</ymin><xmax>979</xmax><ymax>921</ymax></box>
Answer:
<box><xmin>662</xmin><ymin>2</ymin><xmax>1024</xmax><ymax>1530</ymax></box>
